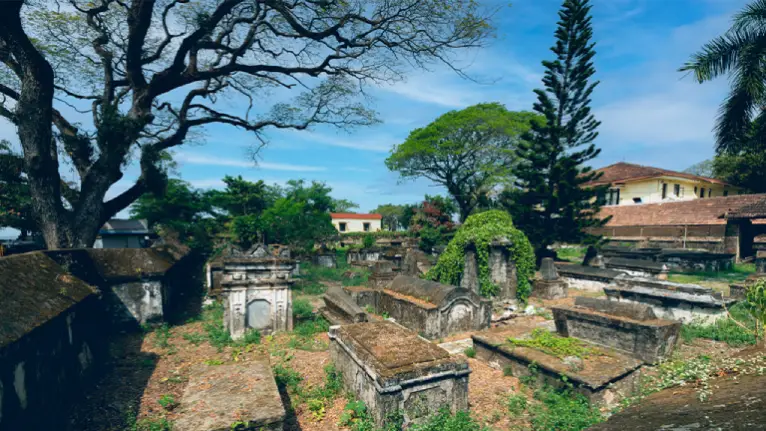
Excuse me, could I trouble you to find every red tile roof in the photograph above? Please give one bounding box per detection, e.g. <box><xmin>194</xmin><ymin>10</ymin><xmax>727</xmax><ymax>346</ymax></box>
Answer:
<box><xmin>330</xmin><ymin>213</ymin><xmax>382</xmax><ymax>220</ymax></box>
<box><xmin>726</xmin><ymin>198</ymin><xmax>766</xmax><ymax>220</ymax></box>
<box><xmin>583</xmin><ymin>162</ymin><xmax>732</xmax><ymax>187</ymax></box>
<box><xmin>598</xmin><ymin>194</ymin><xmax>766</xmax><ymax>226</ymax></box>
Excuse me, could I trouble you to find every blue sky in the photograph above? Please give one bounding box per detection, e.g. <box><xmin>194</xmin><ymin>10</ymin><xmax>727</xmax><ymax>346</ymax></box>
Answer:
<box><xmin>0</xmin><ymin>0</ymin><xmax>752</xmax><ymax>237</ymax></box>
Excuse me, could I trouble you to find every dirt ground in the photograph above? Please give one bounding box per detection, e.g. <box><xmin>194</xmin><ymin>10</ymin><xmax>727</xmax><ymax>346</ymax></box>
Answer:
<box><xmin>66</xmin><ymin>286</ymin><xmax>759</xmax><ymax>431</ymax></box>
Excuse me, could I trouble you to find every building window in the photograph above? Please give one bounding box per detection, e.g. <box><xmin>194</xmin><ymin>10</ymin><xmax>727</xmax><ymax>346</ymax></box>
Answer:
<box><xmin>363</xmin><ymin>222</ymin><xmax>371</xmax><ymax>232</ymax></box>
<box><xmin>339</xmin><ymin>222</ymin><xmax>347</xmax><ymax>232</ymax></box>
<box><xmin>724</xmin><ymin>190</ymin><xmax>729</xmax><ymax>197</ymax></box>
<box><xmin>661</xmin><ymin>183</ymin><xmax>667</xmax><ymax>199</ymax></box>
<box><xmin>605</xmin><ymin>188</ymin><xmax>620</xmax><ymax>205</ymax></box>
<box><xmin>673</xmin><ymin>184</ymin><xmax>680</xmax><ymax>197</ymax></box>
<box><xmin>699</xmin><ymin>188</ymin><xmax>705</xmax><ymax>198</ymax></box>
<box><xmin>708</xmin><ymin>189</ymin><xmax>712</xmax><ymax>198</ymax></box>
<box><xmin>694</xmin><ymin>186</ymin><xmax>698</xmax><ymax>194</ymax></box>
<box><xmin>633</xmin><ymin>197</ymin><xmax>642</xmax><ymax>204</ymax></box>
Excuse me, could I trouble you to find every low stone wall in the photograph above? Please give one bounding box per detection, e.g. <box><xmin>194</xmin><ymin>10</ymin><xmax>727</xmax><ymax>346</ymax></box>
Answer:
<box><xmin>220</xmin><ymin>257</ymin><xmax>295</xmax><ymax>339</ymax></box>
<box><xmin>329</xmin><ymin>322</ymin><xmax>470</xmax><ymax>427</ymax></box>
<box><xmin>555</xmin><ymin>264</ymin><xmax>623</xmax><ymax>292</ymax></box>
<box><xmin>0</xmin><ymin>253</ymin><xmax>107</xmax><ymax>431</ymax></box>
<box><xmin>472</xmin><ymin>329</ymin><xmax>642</xmax><ymax>407</ymax></box>
<box><xmin>377</xmin><ymin>275</ymin><xmax>491</xmax><ymax>339</ymax></box>
<box><xmin>605</xmin><ymin>277</ymin><xmax>737</xmax><ymax>324</ymax></box>
<box><xmin>552</xmin><ymin>297</ymin><xmax>681</xmax><ymax>364</ymax></box>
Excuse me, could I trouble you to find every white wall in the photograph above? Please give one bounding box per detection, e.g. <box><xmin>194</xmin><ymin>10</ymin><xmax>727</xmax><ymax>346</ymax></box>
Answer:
<box><xmin>94</xmin><ymin>236</ymin><xmax>143</xmax><ymax>249</ymax></box>
<box><xmin>331</xmin><ymin>218</ymin><xmax>382</xmax><ymax>233</ymax></box>
<box><xmin>606</xmin><ymin>178</ymin><xmax>741</xmax><ymax>206</ymax></box>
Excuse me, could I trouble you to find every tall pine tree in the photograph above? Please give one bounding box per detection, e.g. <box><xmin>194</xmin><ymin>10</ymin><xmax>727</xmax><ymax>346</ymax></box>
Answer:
<box><xmin>502</xmin><ymin>0</ymin><xmax>607</xmax><ymax>257</ymax></box>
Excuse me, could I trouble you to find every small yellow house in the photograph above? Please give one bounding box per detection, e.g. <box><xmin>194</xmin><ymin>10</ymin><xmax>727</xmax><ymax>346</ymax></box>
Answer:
<box><xmin>583</xmin><ymin>162</ymin><xmax>743</xmax><ymax>206</ymax></box>
<box><xmin>330</xmin><ymin>213</ymin><xmax>382</xmax><ymax>233</ymax></box>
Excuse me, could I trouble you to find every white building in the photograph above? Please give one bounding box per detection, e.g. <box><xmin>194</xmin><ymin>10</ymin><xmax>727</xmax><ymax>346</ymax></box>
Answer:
<box><xmin>330</xmin><ymin>213</ymin><xmax>382</xmax><ymax>233</ymax></box>
<box><xmin>94</xmin><ymin>219</ymin><xmax>153</xmax><ymax>248</ymax></box>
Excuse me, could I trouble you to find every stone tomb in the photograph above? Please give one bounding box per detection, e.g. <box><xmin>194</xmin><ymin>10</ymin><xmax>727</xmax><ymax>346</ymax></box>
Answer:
<box><xmin>378</xmin><ymin>275</ymin><xmax>491</xmax><ymax>339</ymax></box>
<box><xmin>552</xmin><ymin>297</ymin><xmax>681</xmax><ymax>364</ymax></box>
<box><xmin>555</xmin><ymin>263</ymin><xmax>623</xmax><ymax>292</ymax></box>
<box><xmin>531</xmin><ymin>258</ymin><xmax>567</xmax><ymax>300</ymax></box>
<box><xmin>220</xmin><ymin>257</ymin><xmax>295</xmax><ymax>339</ymax></box>
<box><xmin>604</xmin><ymin>257</ymin><xmax>668</xmax><ymax>279</ymax></box>
<box><xmin>472</xmin><ymin>329</ymin><xmax>642</xmax><ymax>407</ymax></box>
<box><xmin>329</xmin><ymin>321</ymin><xmax>470</xmax><ymax>427</ymax></box>
<box><xmin>174</xmin><ymin>359</ymin><xmax>285</xmax><ymax>431</ymax></box>
<box><xmin>462</xmin><ymin>239</ymin><xmax>518</xmax><ymax>300</ymax></box>
<box><xmin>367</xmin><ymin>260</ymin><xmax>398</xmax><ymax>289</ymax></box>
<box><xmin>604</xmin><ymin>277</ymin><xmax>738</xmax><ymax>324</ymax></box>
<box><xmin>321</xmin><ymin>286</ymin><xmax>369</xmax><ymax>325</ymax></box>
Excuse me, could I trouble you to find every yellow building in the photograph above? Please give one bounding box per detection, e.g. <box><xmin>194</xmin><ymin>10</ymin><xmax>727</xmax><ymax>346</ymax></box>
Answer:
<box><xmin>330</xmin><ymin>213</ymin><xmax>382</xmax><ymax>233</ymax></box>
<box><xmin>583</xmin><ymin>162</ymin><xmax>743</xmax><ymax>206</ymax></box>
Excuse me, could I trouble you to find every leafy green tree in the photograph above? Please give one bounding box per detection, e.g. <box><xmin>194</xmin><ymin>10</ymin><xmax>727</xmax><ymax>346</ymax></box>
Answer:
<box><xmin>0</xmin><ymin>140</ymin><xmax>35</xmax><ymax>239</ymax></box>
<box><xmin>684</xmin><ymin>159</ymin><xmax>715</xmax><ymax>178</ymax></box>
<box><xmin>332</xmin><ymin>199</ymin><xmax>359</xmax><ymax>213</ymax></box>
<box><xmin>503</xmin><ymin>0</ymin><xmax>606</xmax><ymax>256</ymax></box>
<box><xmin>386</xmin><ymin>103</ymin><xmax>541</xmax><ymax>222</ymax></box>
<box><xmin>0</xmin><ymin>0</ymin><xmax>493</xmax><ymax>249</ymax></box>
<box><xmin>371</xmin><ymin>204</ymin><xmax>407</xmax><ymax>231</ymax></box>
<box><xmin>680</xmin><ymin>0</ymin><xmax>766</xmax><ymax>152</ymax></box>
<box><xmin>713</xmin><ymin>150</ymin><xmax>766</xmax><ymax>193</ymax></box>
<box><xmin>129</xmin><ymin>179</ymin><xmax>216</xmax><ymax>249</ymax></box>
<box><xmin>206</xmin><ymin>176</ymin><xmax>271</xmax><ymax>218</ymax></box>
<box><xmin>410</xmin><ymin>195</ymin><xmax>457</xmax><ymax>251</ymax></box>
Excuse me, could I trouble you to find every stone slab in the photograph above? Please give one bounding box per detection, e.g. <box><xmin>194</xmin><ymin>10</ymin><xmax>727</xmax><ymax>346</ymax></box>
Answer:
<box><xmin>174</xmin><ymin>360</ymin><xmax>285</xmax><ymax>431</ymax></box>
<box><xmin>329</xmin><ymin>321</ymin><xmax>470</xmax><ymax>427</ymax></box>
<box><xmin>555</xmin><ymin>263</ymin><xmax>623</xmax><ymax>292</ymax></box>
<box><xmin>531</xmin><ymin>279</ymin><xmax>567</xmax><ymax>300</ymax></box>
<box><xmin>553</xmin><ymin>298</ymin><xmax>681</xmax><ymax>364</ymax></box>
<box><xmin>323</xmin><ymin>286</ymin><xmax>368</xmax><ymax>324</ymax></box>
<box><xmin>472</xmin><ymin>329</ymin><xmax>641</xmax><ymax>407</ymax></box>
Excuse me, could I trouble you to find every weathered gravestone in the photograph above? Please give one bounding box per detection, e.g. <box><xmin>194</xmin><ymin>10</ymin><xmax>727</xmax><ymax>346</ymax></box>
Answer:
<box><xmin>329</xmin><ymin>321</ymin><xmax>470</xmax><ymax>427</ymax></box>
<box><xmin>220</xmin><ymin>257</ymin><xmax>295</xmax><ymax>339</ymax></box>
<box><xmin>461</xmin><ymin>239</ymin><xmax>518</xmax><ymax>300</ymax></box>
<box><xmin>552</xmin><ymin>297</ymin><xmax>681</xmax><ymax>364</ymax></box>
<box><xmin>174</xmin><ymin>359</ymin><xmax>285</xmax><ymax>431</ymax></box>
<box><xmin>378</xmin><ymin>275</ymin><xmax>492</xmax><ymax>339</ymax></box>
<box><xmin>531</xmin><ymin>258</ymin><xmax>567</xmax><ymax>300</ymax></box>
<box><xmin>367</xmin><ymin>260</ymin><xmax>397</xmax><ymax>289</ymax></box>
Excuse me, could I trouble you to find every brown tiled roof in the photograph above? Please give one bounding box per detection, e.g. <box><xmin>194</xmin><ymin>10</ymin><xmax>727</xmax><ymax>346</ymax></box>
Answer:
<box><xmin>584</xmin><ymin>162</ymin><xmax>732</xmax><ymax>187</ymax></box>
<box><xmin>330</xmin><ymin>213</ymin><xmax>382</xmax><ymax>220</ymax></box>
<box><xmin>726</xmin><ymin>198</ymin><xmax>766</xmax><ymax>220</ymax></box>
<box><xmin>598</xmin><ymin>194</ymin><xmax>766</xmax><ymax>226</ymax></box>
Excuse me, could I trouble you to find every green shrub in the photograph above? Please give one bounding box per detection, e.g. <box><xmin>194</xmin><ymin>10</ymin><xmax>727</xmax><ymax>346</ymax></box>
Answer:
<box><xmin>427</xmin><ymin>210</ymin><xmax>535</xmax><ymax>300</ymax></box>
<box><xmin>410</xmin><ymin>409</ymin><xmax>487</xmax><ymax>431</ymax></box>
<box><xmin>273</xmin><ymin>363</ymin><xmax>303</xmax><ymax>394</ymax></box>
<box><xmin>134</xmin><ymin>417</ymin><xmax>173</xmax><ymax>431</ymax></box>
<box><xmin>338</xmin><ymin>400</ymin><xmax>375</xmax><ymax>431</ymax></box>
<box><xmin>464</xmin><ymin>347</ymin><xmax>476</xmax><ymax>358</ymax></box>
<box><xmin>157</xmin><ymin>394</ymin><xmax>176</xmax><ymax>410</ymax></box>
<box><xmin>294</xmin><ymin>316</ymin><xmax>330</xmax><ymax>337</ymax></box>
<box><xmin>506</xmin><ymin>393</ymin><xmax>527</xmax><ymax>415</ymax></box>
<box><xmin>362</xmin><ymin>234</ymin><xmax>376</xmax><ymax>249</ymax></box>
<box><xmin>682</xmin><ymin>303</ymin><xmax>757</xmax><ymax>346</ymax></box>
<box><xmin>241</xmin><ymin>329</ymin><xmax>262</xmax><ymax>345</ymax></box>
<box><xmin>293</xmin><ymin>298</ymin><xmax>315</xmax><ymax>320</ymax></box>
<box><xmin>529</xmin><ymin>386</ymin><xmax>603</xmax><ymax>431</ymax></box>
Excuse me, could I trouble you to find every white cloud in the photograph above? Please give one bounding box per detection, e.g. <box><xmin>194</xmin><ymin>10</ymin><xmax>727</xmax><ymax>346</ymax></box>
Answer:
<box><xmin>176</xmin><ymin>151</ymin><xmax>326</xmax><ymax>172</ymax></box>
<box><xmin>288</xmin><ymin>130</ymin><xmax>396</xmax><ymax>153</ymax></box>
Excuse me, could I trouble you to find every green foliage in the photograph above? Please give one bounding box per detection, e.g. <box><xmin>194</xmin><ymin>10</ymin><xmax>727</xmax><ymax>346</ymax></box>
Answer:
<box><xmin>386</xmin><ymin>103</ymin><xmax>542</xmax><ymax>221</ymax></box>
<box><xmin>157</xmin><ymin>394</ymin><xmax>176</xmax><ymax>410</ymax></box>
<box><xmin>338</xmin><ymin>400</ymin><xmax>375</xmax><ymax>431</ymax></box>
<box><xmin>296</xmin><ymin>256</ymin><xmax>370</xmax><ymax>292</ymax></box>
<box><xmin>506</xmin><ymin>393</ymin><xmax>528</xmax><ymax>416</ymax></box>
<box><xmin>293</xmin><ymin>316</ymin><xmax>330</xmax><ymax>338</ymax></box>
<box><xmin>200</xmin><ymin>302</ymin><xmax>232</xmax><ymax>351</ymax></box>
<box><xmin>182</xmin><ymin>333</ymin><xmax>205</xmax><ymax>346</ymax></box>
<box><xmin>362</xmin><ymin>234</ymin><xmax>376</xmax><ymax>248</ymax></box>
<box><xmin>713</xmin><ymin>150</ymin><xmax>766</xmax><ymax>192</ymax></box>
<box><xmin>427</xmin><ymin>210</ymin><xmax>535</xmax><ymax>300</ymax></box>
<box><xmin>409</xmin><ymin>409</ymin><xmax>487</xmax><ymax>431</ymax></box>
<box><xmin>503</xmin><ymin>0</ymin><xmax>607</xmax><ymax>253</ymax></box>
<box><xmin>292</xmin><ymin>298</ymin><xmax>315</xmax><ymax>320</ymax></box>
<box><xmin>555</xmin><ymin>246</ymin><xmax>587</xmax><ymax>263</ymax></box>
<box><xmin>273</xmin><ymin>363</ymin><xmax>303</xmax><ymax>394</ymax></box>
<box><xmin>682</xmin><ymin>303</ymin><xmax>758</xmax><ymax>346</ymax></box>
<box><xmin>0</xmin><ymin>140</ymin><xmax>35</xmax><ymax>237</ymax></box>
<box><xmin>508</xmin><ymin>329</ymin><xmax>595</xmax><ymax>358</ymax></box>
<box><xmin>742</xmin><ymin>278</ymin><xmax>766</xmax><ymax>344</ymax></box>
<box><xmin>529</xmin><ymin>385</ymin><xmax>603</xmax><ymax>431</ymax></box>
<box><xmin>153</xmin><ymin>324</ymin><xmax>172</xmax><ymax>349</ymax></box>
<box><xmin>370</xmin><ymin>204</ymin><xmax>409</xmax><ymax>231</ymax></box>
<box><xmin>464</xmin><ymin>347</ymin><xmax>476</xmax><ymax>358</ymax></box>
<box><xmin>668</xmin><ymin>263</ymin><xmax>756</xmax><ymax>285</ymax></box>
<box><xmin>241</xmin><ymin>329</ymin><xmax>262</xmax><ymax>345</ymax></box>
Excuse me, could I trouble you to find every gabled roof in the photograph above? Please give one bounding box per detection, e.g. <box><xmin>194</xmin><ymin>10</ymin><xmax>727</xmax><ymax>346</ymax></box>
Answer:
<box><xmin>330</xmin><ymin>213</ymin><xmax>382</xmax><ymax>220</ymax></box>
<box><xmin>0</xmin><ymin>252</ymin><xmax>97</xmax><ymax>348</ymax></box>
<box><xmin>598</xmin><ymin>194</ymin><xmax>766</xmax><ymax>226</ymax></box>
<box><xmin>583</xmin><ymin>162</ymin><xmax>732</xmax><ymax>187</ymax></box>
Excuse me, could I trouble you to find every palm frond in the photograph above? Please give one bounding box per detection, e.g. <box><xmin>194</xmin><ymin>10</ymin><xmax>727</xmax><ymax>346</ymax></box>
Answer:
<box><xmin>733</xmin><ymin>0</ymin><xmax>766</xmax><ymax>33</ymax></box>
<box><xmin>680</xmin><ymin>30</ymin><xmax>766</xmax><ymax>82</ymax></box>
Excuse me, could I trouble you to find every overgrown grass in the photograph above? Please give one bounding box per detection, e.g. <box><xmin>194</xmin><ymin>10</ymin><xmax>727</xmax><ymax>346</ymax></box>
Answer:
<box><xmin>294</xmin><ymin>250</ymin><xmax>370</xmax><ymax>295</ymax></box>
<box><xmin>508</xmin><ymin>329</ymin><xmax>596</xmax><ymax>358</ymax></box>
<box><xmin>338</xmin><ymin>402</ymin><xmax>486</xmax><ymax>431</ymax></box>
<box><xmin>528</xmin><ymin>384</ymin><xmax>603</xmax><ymax>431</ymax></box>
<box><xmin>555</xmin><ymin>245</ymin><xmax>587</xmax><ymax>263</ymax></box>
<box><xmin>273</xmin><ymin>361</ymin><xmax>344</xmax><ymax>422</ymax></box>
<box><xmin>681</xmin><ymin>303</ymin><xmax>757</xmax><ymax>346</ymax></box>
<box><xmin>668</xmin><ymin>263</ymin><xmax>756</xmax><ymax>286</ymax></box>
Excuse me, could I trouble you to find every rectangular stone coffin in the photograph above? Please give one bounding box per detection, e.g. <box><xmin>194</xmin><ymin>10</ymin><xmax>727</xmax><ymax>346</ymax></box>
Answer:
<box><xmin>379</xmin><ymin>275</ymin><xmax>492</xmax><ymax>339</ymax></box>
<box><xmin>321</xmin><ymin>286</ymin><xmax>368</xmax><ymax>325</ymax></box>
<box><xmin>329</xmin><ymin>321</ymin><xmax>470</xmax><ymax>427</ymax></box>
<box><xmin>658</xmin><ymin>249</ymin><xmax>735</xmax><ymax>273</ymax></box>
<box><xmin>552</xmin><ymin>297</ymin><xmax>681</xmax><ymax>364</ymax></box>
<box><xmin>174</xmin><ymin>360</ymin><xmax>285</xmax><ymax>431</ymax></box>
<box><xmin>555</xmin><ymin>263</ymin><xmax>623</xmax><ymax>292</ymax></box>
<box><xmin>472</xmin><ymin>329</ymin><xmax>642</xmax><ymax>407</ymax></box>
<box><xmin>604</xmin><ymin>257</ymin><xmax>667</xmax><ymax>279</ymax></box>
<box><xmin>605</xmin><ymin>277</ymin><xmax>738</xmax><ymax>324</ymax></box>
<box><xmin>221</xmin><ymin>258</ymin><xmax>295</xmax><ymax>339</ymax></box>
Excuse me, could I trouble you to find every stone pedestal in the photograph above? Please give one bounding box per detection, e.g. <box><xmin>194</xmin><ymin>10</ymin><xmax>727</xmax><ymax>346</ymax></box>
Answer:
<box><xmin>531</xmin><ymin>258</ymin><xmax>567</xmax><ymax>300</ymax></box>
<box><xmin>329</xmin><ymin>321</ymin><xmax>470</xmax><ymax>428</ymax></box>
<box><xmin>220</xmin><ymin>257</ymin><xmax>295</xmax><ymax>339</ymax></box>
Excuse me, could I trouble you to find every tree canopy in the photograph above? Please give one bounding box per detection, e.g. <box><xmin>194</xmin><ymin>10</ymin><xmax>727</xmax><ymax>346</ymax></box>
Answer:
<box><xmin>503</xmin><ymin>0</ymin><xmax>606</xmax><ymax>255</ymax></box>
<box><xmin>386</xmin><ymin>103</ymin><xmax>541</xmax><ymax>222</ymax></box>
<box><xmin>0</xmin><ymin>0</ymin><xmax>494</xmax><ymax>249</ymax></box>
<box><xmin>0</xmin><ymin>140</ymin><xmax>35</xmax><ymax>239</ymax></box>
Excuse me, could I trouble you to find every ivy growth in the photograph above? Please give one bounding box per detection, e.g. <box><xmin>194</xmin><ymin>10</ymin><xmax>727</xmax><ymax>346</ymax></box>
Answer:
<box><xmin>426</xmin><ymin>210</ymin><xmax>535</xmax><ymax>300</ymax></box>
<box><xmin>508</xmin><ymin>329</ymin><xmax>595</xmax><ymax>359</ymax></box>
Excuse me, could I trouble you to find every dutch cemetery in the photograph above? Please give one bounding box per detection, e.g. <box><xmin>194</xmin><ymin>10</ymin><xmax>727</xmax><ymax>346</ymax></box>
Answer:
<box><xmin>6</xmin><ymin>1</ymin><xmax>766</xmax><ymax>430</ymax></box>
